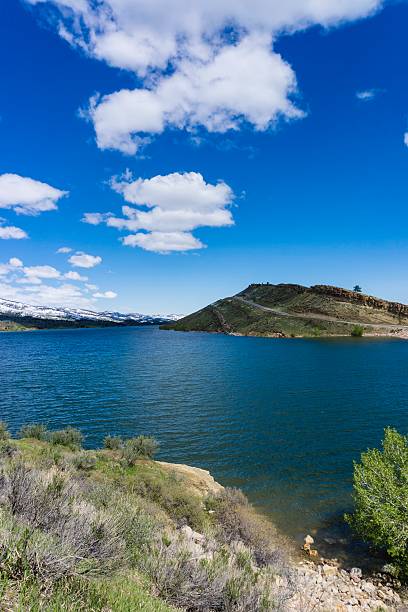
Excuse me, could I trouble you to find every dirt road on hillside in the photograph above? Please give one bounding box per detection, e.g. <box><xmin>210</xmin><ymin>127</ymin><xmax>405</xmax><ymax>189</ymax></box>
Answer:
<box><xmin>234</xmin><ymin>296</ymin><xmax>408</xmax><ymax>333</ymax></box>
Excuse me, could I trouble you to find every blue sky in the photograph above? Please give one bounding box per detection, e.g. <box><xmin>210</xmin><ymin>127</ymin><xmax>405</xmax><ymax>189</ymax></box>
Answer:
<box><xmin>0</xmin><ymin>0</ymin><xmax>407</xmax><ymax>314</ymax></box>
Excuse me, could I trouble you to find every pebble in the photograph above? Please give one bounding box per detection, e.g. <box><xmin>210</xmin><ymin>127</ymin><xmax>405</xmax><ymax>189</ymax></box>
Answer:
<box><xmin>288</xmin><ymin>561</ymin><xmax>404</xmax><ymax>611</ymax></box>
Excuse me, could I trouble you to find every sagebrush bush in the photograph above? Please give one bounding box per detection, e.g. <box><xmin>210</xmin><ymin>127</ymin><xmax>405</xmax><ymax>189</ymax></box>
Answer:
<box><xmin>86</xmin><ymin>484</ymin><xmax>158</xmax><ymax>566</ymax></box>
<box><xmin>72</xmin><ymin>452</ymin><xmax>96</xmax><ymax>471</ymax></box>
<box><xmin>0</xmin><ymin>422</ymin><xmax>10</xmax><ymax>441</ymax></box>
<box><xmin>0</xmin><ymin>441</ymin><xmax>18</xmax><ymax>459</ymax></box>
<box><xmin>347</xmin><ymin>427</ymin><xmax>408</xmax><ymax>577</ymax></box>
<box><xmin>104</xmin><ymin>435</ymin><xmax>123</xmax><ymax>450</ymax></box>
<box><xmin>47</xmin><ymin>427</ymin><xmax>83</xmax><ymax>449</ymax></box>
<box><xmin>19</xmin><ymin>423</ymin><xmax>47</xmax><ymax>440</ymax></box>
<box><xmin>132</xmin><ymin>471</ymin><xmax>207</xmax><ymax>531</ymax></box>
<box><xmin>0</xmin><ymin>463</ymin><xmax>128</xmax><ymax>581</ymax></box>
<box><xmin>121</xmin><ymin>435</ymin><xmax>159</xmax><ymax>465</ymax></box>
<box><xmin>143</xmin><ymin>536</ymin><xmax>290</xmax><ymax>611</ymax></box>
<box><xmin>37</xmin><ymin>445</ymin><xmax>65</xmax><ymax>469</ymax></box>
<box><xmin>213</xmin><ymin>487</ymin><xmax>289</xmax><ymax>568</ymax></box>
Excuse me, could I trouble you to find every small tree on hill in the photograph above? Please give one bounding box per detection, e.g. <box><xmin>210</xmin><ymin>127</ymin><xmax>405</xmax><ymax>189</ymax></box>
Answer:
<box><xmin>353</xmin><ymin>285</ymin><xmax>362</xmax><ymax>293</ymax></box>
<box><xmin>346</xmin><ymin>427</ymin><xmax>408</xmax><ymax>577</ymax></box>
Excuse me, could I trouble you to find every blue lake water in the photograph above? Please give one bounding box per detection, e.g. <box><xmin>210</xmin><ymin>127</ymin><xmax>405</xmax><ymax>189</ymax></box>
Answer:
<box><xmin>1</xmin><ymin>326</ymin><xmax>407</xmax><ymax>550</ymax></box>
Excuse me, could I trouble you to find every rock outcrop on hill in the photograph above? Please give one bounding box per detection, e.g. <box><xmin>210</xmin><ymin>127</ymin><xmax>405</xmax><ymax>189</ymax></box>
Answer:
<box><xmin>311</xmin><ymin>285</ymin><xmax>408</xmax><ymax>319</ymax></box>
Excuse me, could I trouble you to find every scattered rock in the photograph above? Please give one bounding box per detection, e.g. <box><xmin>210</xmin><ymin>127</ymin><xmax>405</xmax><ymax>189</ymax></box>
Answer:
<box><xmin>288</xmin><ymin>561</ymin><xmax>404</xmax><ymax>611</ymax></box>
<box><xmin>347</xmin><ymin>597</ymin><xmax>359</xmax><ymax>605</ymax></box>
<box><xmin>178</xmin><ymin>525</ymin><xmax>211</xmax><ymax>560</ymax></box>
<box><xmin>361</xmin><ymin>582</ymin><xmax>376</xmax><ymax>595</ymax></box>
<box><xmin>323</xmin><ymin>564</ymin><xmax>338</xmax><ymax>577</ymax></box>
<box><xmin>350</xmin><ymin>567</ymin><xmax>363</xmax><ymax>581</ymax></box>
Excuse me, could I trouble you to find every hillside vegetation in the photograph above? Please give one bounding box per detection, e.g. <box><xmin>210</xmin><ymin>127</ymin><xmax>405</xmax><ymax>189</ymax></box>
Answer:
<box><xmin>163</xmin><ymin>284</ymin><xmax>408</xmax><ymax>338</ymax></box>
<box><xmin>0</xmin><ymin>424</ymin><xmax>294</xmax><ymax>611</ymax></box>
<box><xmin>0</xmin><ymin>321</ymin><xmax>32</xmax><ymax>332</ymax></box>
<box><xmin>0</xmin><ymin>315</ymin><xmax>145</xmax><ymax>331</ymax></box>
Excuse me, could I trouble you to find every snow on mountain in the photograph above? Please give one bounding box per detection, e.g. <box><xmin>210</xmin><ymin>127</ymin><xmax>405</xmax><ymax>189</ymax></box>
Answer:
<box><xmin>0</xmin><ymin>298</ymin><xmax>180</xmax><ymax>324</ymax></box>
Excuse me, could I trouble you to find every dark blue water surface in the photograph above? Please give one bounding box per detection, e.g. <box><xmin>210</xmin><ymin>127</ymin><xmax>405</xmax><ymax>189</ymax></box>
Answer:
<box><xmin>1</xmin><ymin>326</ymin><xmax>407</xmax><ymax>544</ymax></box>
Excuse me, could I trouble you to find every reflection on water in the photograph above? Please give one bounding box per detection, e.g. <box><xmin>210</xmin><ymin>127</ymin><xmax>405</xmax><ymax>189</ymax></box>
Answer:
<box><xmin>1</xmin><ymin>326</ymin><xmax>407</xmax><ymax>556</ymax></box>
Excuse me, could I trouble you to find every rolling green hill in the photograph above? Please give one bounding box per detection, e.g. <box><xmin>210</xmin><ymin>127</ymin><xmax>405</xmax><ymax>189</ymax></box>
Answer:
<box><xmin>162</xmin><ymin>283</ymin><xmax>408</xmax><ymax>338</ymax></box>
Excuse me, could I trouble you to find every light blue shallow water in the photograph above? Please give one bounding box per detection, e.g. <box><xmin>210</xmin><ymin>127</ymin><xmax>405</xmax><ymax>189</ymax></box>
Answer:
<box><xmin>1</xmin><ymin>326</ymin><xmax>407</xmax><ymax>546</ymax></box>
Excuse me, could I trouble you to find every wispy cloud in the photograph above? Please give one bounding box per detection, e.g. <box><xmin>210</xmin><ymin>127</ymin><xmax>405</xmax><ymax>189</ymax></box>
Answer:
<box><xmin>356</xmin><ymin>89</ymin><xmax>382</xmax><ymax>102</ymax></box>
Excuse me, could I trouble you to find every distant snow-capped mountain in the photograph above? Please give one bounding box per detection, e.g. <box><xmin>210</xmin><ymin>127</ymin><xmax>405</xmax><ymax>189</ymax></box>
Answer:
<box><xmin>0</xmin><ymin>298</ymin><xmax>180</xmax><ymax>326</ymax></box>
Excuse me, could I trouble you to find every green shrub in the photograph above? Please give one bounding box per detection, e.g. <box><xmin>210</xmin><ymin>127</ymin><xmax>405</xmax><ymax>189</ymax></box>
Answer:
<box><xmin>104</xmin><ymin>435</ymin><xmax>123</xmax><ymax>450</ymax></box>
<box><xmin>19</xmin><ymin>423</ymin><xmax>47</xmax><ymax>440</ymax></box>
<box><xmin>346</xmin><ymin>427</ymin><xmax>408</xmax><ymax>577</ymax></box>
<box><xmin>0</xmin><ymin>422</ymin><xmax>10</xmax><ymax>441</ymax></box>
<box><xmin>121</xmin><ymin>436</ymin><xmax>159</xmax><ymax>465</ymax></box>
<box><xmin>47</xmin><ymin>427</ymin><xmax>83</xmax><ymax>450</ymax></box>
<box><xmin>351</xmin><ymin>325</ymin><xmax>364</xmax><ymax>337</ymax></box>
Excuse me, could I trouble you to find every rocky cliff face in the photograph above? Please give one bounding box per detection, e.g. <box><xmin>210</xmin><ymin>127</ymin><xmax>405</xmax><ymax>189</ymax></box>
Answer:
<box><xmin>311</xmin><ymin>286</ymin><xmax>408</xmax><ymax>319</ymax></box>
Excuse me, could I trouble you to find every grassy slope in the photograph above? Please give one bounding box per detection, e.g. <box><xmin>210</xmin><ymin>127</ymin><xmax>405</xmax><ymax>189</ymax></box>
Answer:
<box><xmin>0</xmin><ymin>437</ymin><xmax>291</xmax><ymax>611</ymax></box>
<box><xmin>165</xmin><ymin>284</ymin><xmax>407</xmax><ymax>338</ymax></box>
<box><xmin>1</xmin><ymin>439</ymin><xmax>187</xmax><ymax>611</ymax></box>
<box><xmin>240</xmin><ymin>284</ymin><xmax>406</xmax><ymax>325</ymax></box>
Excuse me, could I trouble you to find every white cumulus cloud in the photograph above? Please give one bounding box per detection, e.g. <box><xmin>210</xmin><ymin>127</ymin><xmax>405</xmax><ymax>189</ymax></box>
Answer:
<box><xmin>89</xmin><ymin>34</ymin><xmax>303</xmax><ymax>154</ymax></box>
<box><xmin>57</xmin><ymin>246</ymin><xmax>73</xmax><ymax>253</ymax></box>
<box><xmin>27</xmin><ymin>0</ymin><xmax>383</xmax><ymax>153</ymax></box>
<box><xmin>68</xmin><ymin>251</ymin><xmax>102</xmax><ymax>268</ymax></box>
<box><xmin>122</xmin><ymin>231</ymin><xmax>204</xmax><ymax>253</ymax></box>
<box><xmin>84</xmin><ymin>171</ymin><xmax>234</xmax><ymax>252</ymax></box>
<box><xmin>0</xmin><ymin>225</ymin><xmax>28</xmax><ymax>239</ymax></box>
<box><xmin>0</xmin><ymin>174</ymin><xmax>68</xmax><ymax>215</ymax></box>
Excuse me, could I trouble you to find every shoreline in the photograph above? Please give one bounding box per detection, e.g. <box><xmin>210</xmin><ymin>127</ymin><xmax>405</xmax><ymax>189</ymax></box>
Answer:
<box><xmin>165</xmin><ymin>459</ymin><xmax>404</xmax><ymax>611</ymax></box>
<box><xmin>1</xmin><ymin>432</ymin><xmax>404</xmax><ymax>611</ymax></box>
<box><xmin>161</xmin><ymin>326</ymin><xmax>408</xmax><ymax>340</ymax></box>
